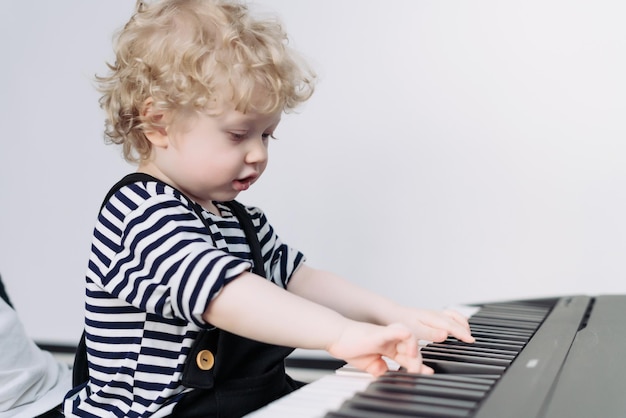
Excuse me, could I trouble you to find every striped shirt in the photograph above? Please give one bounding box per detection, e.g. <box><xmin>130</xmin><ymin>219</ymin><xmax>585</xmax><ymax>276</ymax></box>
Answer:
<box><xmin>63</xmin><ymin>178</ymin><xmax>305</xmax><ymax>417</ymax></box>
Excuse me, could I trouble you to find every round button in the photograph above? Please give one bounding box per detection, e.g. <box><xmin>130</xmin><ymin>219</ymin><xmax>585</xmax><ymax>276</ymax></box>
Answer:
<box><xmin>196</xmin><ymin>349</ymin><xmax>215</xmax><ymax>371</ymax></box>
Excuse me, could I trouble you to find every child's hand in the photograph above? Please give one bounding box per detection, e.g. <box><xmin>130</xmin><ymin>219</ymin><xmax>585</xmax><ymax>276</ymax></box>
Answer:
<box><xmin>399</xmin><ymin>308</ymin><xmax>475</xmax><ymax>344</ymax></box>
<box><xmin>326</xmin><ymin>322</ymin><xmax>434</xmax><ymax>377</ymax></box>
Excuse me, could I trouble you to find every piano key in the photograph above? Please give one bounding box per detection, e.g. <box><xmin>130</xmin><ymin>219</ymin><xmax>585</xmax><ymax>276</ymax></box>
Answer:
<box><xmin>419</xmin><ymin>351</ymin><xmax>512</xmax><ymax>367</ymax></box>
<box><xmin>468</xmin><ymin>324</ymin><xmax>535</xmax><ymax>338</ymax></box>
<box><xmin>326</xmin><ymin>407</ymin><xmax>444</xmax><ymax>418</ymax></box>
<box><xmin>465</xmin><ymin>328</ymin><xmax>532</xmax><ymax>342</ymax></box>
<box><xmin>426</xmin><ymin>342</ymin><xmax>519</xmax><ymax>356</ymax></box>
<box><xmin>472</xmin><ymin>308</ymin><xmax>548</xmax><ymax>321</ymax></box>
<box><xmin>356</xmin><ymin>389</ymin><xmax>479</xmax><ymax>410</ymax></box>
<box><xmin>468</xmin><ymin>317</ymin><xmax>542</xmax><ymax>330</ymax></box>
<box><xmin>380</xmin><ymin>372</ymin><xmax>497</xmax><ymax>389</ymax></box>
<box><xmin>471</xmin><ymin>336</ymin><xmax>525</xmax><ymax>345</ymax></box>
<box><xmin>478</xmin><ymin>303</ymin><xmax>551</xmax><ymax>314</ymax></box>
<box><xmin>422</xmin><ymin>358</ymin><xmax>506</xmax><ymax>375</ymax></box>
<box><xmin>331</xmin><ymin>393</ymin><xmax>474</xmax><ymax>417</ymax></box>
<box><xmin>441</xmin><ymin>337</ymin><xmax>525</xmax><ymax>351</ymax></box>
<box><xmin>420</xmin><ymin>346</ymin><xmax>515</xmax><ymax>360</ymax></box>
<box><xmin>245</xmin><ymin>373</ymin><xmax>372</xmax><ymax>417</ymax></box>
<box><xmin>365</xmin><ymin>380</ymin><xmax>489</xmax><ymax>400</ymax></box>
<box><xmin>374</xmin><ymin>377</ymin><xmax>494</xmax><ymax>394</ymax></box>
<box><xmin>471</xmin><ymin>311</ymin><xmax>545</xmax><ymax>321</ymax></box>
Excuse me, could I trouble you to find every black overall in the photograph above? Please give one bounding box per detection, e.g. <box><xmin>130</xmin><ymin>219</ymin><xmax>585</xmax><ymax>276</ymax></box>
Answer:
<box><xmin>73</xmin><ymin>173</ymin><xmax>304</xmax><ymax>418</ymax></box>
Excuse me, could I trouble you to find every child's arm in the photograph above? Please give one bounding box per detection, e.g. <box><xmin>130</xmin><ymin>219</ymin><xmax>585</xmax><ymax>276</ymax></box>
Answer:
<box><xmin>287</xmin><ymin>264</ymin><xmax>475</xmax><ymax>344</ymax></box>
<box><xmin>202</xmin><ymin>271</ymin><xmax>433</xmax><ymax>376</ymax></box>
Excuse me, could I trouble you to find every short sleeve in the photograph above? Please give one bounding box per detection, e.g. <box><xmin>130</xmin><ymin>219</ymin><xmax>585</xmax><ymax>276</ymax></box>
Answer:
<box><xmin>92</xmin><ymin>193</ymin><xmax>252</xmax><ymax>327</ymax></box>
<box><xmin>248</xmin><ymin>207</ymin><xmax>305</xmax><ymax>288</ymax></box>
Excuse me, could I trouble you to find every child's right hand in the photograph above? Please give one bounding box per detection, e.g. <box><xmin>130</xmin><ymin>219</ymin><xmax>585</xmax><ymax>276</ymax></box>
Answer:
<box><xmin>326</xmin><ymin>322</ymin><xmax>434</xmax><ymax>377</ymax></box>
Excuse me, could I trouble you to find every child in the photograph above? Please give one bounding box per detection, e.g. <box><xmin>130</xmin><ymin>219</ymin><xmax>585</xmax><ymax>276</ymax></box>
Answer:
<box><xmin>63</xmin><ymin>0</ymin><xmax>474</xmax><ymax>416</ymax></box>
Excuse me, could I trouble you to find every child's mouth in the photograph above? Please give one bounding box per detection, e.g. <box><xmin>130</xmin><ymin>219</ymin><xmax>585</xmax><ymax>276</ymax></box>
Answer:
<box><xmin>233</xmin><ymin>175</ymin><xmax>256</xmax><ymax>191</ymax></box>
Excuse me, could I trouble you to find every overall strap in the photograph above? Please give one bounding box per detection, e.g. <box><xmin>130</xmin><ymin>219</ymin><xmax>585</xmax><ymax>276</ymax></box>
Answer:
<box><xmin>100</xmin><ymin>173</ymin><xmax>157</xmax><ymax>209</ymax></box>
<box><xmin>221</xmin><ymin>200</ymin><xmax>265</xmax><ymax>277</ymax></box>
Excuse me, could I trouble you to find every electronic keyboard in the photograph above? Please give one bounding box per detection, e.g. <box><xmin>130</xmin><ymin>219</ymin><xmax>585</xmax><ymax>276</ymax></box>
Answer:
<box><xmin>246</xmin><ymin>295</ymin><xmax>626</xmax><ymax>418</ymax></box>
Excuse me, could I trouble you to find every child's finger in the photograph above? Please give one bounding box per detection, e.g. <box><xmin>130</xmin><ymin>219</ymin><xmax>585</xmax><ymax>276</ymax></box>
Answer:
<box><xmin>443</xmin><ymin>309</ymin><xmax>471</xmax><ymax>326</ymax></box>
<box><xmin>421</xmin><ymin>312</ymin><xmax>475</xmax><ymax>343</ymax></box>
<box><xmin>416</xmin><ymin>363</ymin><xmax>435</xmax><ymax>374</ymax></box>
<box><xmin>363</xmin><ymin>357</ymin><xmax>390</xmax><ymax>377</ymax></box>
<box><xmin>394</xmin><ymin>351</ymin><xmax>433</xmax><ymax>375</ymax></box>
<box><xmin>395</xmin><ymin>337</ymin><xmax>419</xmax><ymax>358</ymax></box>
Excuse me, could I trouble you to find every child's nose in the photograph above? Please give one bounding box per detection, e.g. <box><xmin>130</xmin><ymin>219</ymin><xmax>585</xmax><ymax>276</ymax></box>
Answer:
<box><xmin>245</xmin><ymin>136</ymin><xmax>268</xmax><ymax>164</ymax></box>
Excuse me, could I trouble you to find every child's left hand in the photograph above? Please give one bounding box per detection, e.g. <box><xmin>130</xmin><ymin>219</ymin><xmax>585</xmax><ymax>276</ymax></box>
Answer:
<box><xmin>326</xmin><ymin>321</ymin><xmax>434</xmax><ymax>377</ymax></box>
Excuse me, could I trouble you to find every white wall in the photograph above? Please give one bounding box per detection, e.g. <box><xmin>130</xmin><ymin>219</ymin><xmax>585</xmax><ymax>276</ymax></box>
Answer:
<box><xmin>1</xmin><ymin>0</ymin><xmax>625</xmax><ymax>345</ymax></box>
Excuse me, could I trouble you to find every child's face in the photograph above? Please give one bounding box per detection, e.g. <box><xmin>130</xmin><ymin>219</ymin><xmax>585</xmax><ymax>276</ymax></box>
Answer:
<box><xmin>145</xmin><ymin>104</ymin><xmax>281</xmax><ymax>211</ymax></box>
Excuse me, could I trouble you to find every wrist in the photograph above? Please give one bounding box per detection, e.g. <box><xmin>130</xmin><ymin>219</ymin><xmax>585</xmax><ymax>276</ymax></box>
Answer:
<box><xmin>371</xmin><ymin>300</ymin><xmax>410</xmax><ymax>326</ymax></box>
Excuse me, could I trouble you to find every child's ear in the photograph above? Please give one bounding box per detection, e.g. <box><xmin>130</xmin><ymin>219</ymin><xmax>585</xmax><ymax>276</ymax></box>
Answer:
<box><xmin>142</xmin><ymin>98</ymin><xmax>169</xmax><ymax>148</ymax></box>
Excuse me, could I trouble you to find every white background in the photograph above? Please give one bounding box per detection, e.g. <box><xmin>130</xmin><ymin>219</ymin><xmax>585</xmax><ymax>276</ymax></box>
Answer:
<box><xmin>1</xmin><ymin>0</ymin><xmax>625</xmax><ymax>345</ymax></box>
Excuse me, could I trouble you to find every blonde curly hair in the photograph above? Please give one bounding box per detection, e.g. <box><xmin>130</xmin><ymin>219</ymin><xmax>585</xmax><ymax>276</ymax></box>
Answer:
<box><xmin>96</xmin><ymin>0</ymin><xmax>316</xmax><ymax>163</ymax></box>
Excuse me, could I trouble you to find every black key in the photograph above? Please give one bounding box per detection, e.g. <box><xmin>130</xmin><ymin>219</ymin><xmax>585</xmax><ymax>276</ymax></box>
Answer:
<box><xmin>421</xmin><ymin>346</ymin><xmax>515</xmax><ymax>361</ymax></box>
<box><xmin>326</xmin><ymin>407</ymin><xmax>419</xmax><ymax>418</ymax></box>
<box><xmin>469</xmin><ymin>317</ymin><xmax>542</xmax><ymax>330</ymax></box>
<box><xmin>420</xmin><ymin>351</ymin><xmax>512</xmax><ymax>367</ymax></box>
<box><xmin>423</xmin><ymin>358</ymin><xmax>506</xmax><ymax>375</ymax></box>
<box><xmin>471</xmin><ymin>310</ymin><xmax>547</xmax><ymax>322</ymax></box>
<box><xmin>468</xmin><ymin>324</ymin><xmax>534</xmax><ymax>338</ymax></box>
<box><xmin>374</xmin><ymin>377</ymin><xmax>493</xmax><ymax>393</ymax></box>
<box><xmin>442</xmin><ymin>337</ymin><xmax>524</xmax><ymax>351</ymax></box>
<box><xmin>382</xmin><ymin>371</ymin><xmax>498</xmax><ymax>387</ymax></box>
<box><xmin>471</xmin><ymin>336</ymin><xmax>525</xmax><ymax>347</ymax></box>
<box><xmin>467</xmin><ymin>329</ymin><xmax>531</xmax><ymax>342</ymax></box>
<box><xmin>338</xmin><ymin>393</ymin><xmax>474</xmax><ymax>417</ymax></box>
<box><xmin>326</xmin><ymin>406</ymin><xmax>436</xmax><ymax>418</ymax></box>
<box><xmin>361</xmin><ymin>387</ymin><xmax>478</xmax><ymax>409</ymax></box>
<box><xmin>426</xmin><ymin>342</ymin><xmax>519</xmax><ymax>356</ymax></box>
<box><xmin>368</xmin><ymin>379</ymin><xmax>491</xmax><ymax>400</ymax></box>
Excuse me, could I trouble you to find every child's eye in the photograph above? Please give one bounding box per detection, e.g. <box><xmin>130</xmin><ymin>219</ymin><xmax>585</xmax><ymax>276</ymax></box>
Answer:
<box><xmin>229</xmin><ymin>132</ymin><xmax>247</xmax><ymax>141</ymax></box>
<box><xmin>229</xmin><ymin>132</ymin><xmax>276</xmax><ymax>142</ymax></box>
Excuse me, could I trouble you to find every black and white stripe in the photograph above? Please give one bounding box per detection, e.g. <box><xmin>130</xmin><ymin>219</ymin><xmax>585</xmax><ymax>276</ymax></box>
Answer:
<box><xmin>64</xmin><ymin>179</ymin><xmax>304</xmax><ymax>417</ymax></box>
